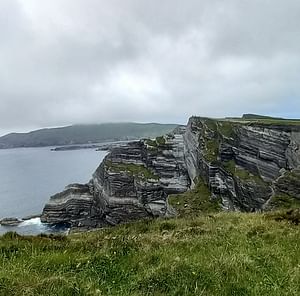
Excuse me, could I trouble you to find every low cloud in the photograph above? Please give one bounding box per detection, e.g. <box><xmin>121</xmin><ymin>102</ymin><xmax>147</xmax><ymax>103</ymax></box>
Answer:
<box><xmin>0</xmin><ymin>0</ymin><xmax>300</xmax><ymax>135</ymax></box>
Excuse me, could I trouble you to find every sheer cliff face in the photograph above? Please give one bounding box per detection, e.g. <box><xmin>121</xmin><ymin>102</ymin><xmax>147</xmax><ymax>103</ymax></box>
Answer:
<box><xmin>184</xmin><ymin>117</ymin><xmax>300</xmax><ymax>211</ymax></box>
<box><xmin>41</xmin><ymin>118</ymin><xmax>300</xmax><ymax>228</ymax></box>
<box><xmin>41</xmin><ymin>127</ymin><xmax>190</xmax><ymax>228</ymax></box>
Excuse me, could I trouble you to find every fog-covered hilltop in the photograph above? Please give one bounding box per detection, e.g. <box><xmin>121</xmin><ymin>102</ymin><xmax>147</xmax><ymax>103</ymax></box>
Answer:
<box><xmin>0</xmin><ymin>123</ymin><xmax>178</xmax><ymax>149</ymax></box>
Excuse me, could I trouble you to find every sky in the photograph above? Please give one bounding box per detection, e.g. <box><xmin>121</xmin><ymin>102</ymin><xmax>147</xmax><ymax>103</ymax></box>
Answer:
<box><xmin>0</xmin><ymin>0</ymin><xmax>300</xmax><ymax>136</ymax></box>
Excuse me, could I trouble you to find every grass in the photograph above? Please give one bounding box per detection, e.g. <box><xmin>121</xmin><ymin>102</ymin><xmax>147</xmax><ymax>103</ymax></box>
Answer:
<box><xmin>235</xmin><ymin>167</ymin><xmax>266</xmax><ymax>185</ymax></box>
<box><xmin>228</xmin><ymin>118</ymin><xmax>300</xmax><ymax>126</ymax></box>
<box><xmin>1</xmin><ymin>212</ymin><xmax>300</xmax><ymax>295</ymax></box>
<box><xmin>198</xmin><ymin>119</ymin><xmax>236</xmax><ymax>163</ymax></box>
<box><xmin>156</xmin><ymin>136</ymin><xmax>166</xmax><ymax>146</ymax></box>
<box><xmin>169</xmin><ymin>178</ymin><xmax>220</xmax><ymax>216</ymax></box>
<box><xmin>265</xmin><ymin>209</ymin><xmax>300</xmax><ymax>225</ymax></box>
<box><xmin>145</xmin><ymin>136</ymin><xmax>166</xmax><ymax>148</ymax></box>
<box><xmin>196</xmin><ymin>119</ymin><xmax>220</xmax><ymax>163</ymax></box>
<box><xmin>268</xmin><ymin>194</ymin><xmax>300</xmax><ymax>210</ymax></box>
<box><xmin>223</xmin><ymin>160</ymin><xmax>236</xmax><ymax>174</ymax></box>
<box><xmin>106</xmin><ymin>161</ymin><xmax>159</xmax><ymax>181</ymax></box>
<box><xmin>249</xmin><ymin>118</ymin><xmax>300</xmax><ymax>125</ymax></box>
<box><xmin>277</xmin><ymin>170</ymin><xmax>300</xmax><ymax>184</ymax></box>
<box><xmin>145</xmin><ymin>139</ymin><xmax>158</xmax><ymax>148</ymax></box>
<box><xmin>204</xmin><ymin>139</ymin><xmax>219</xmax><ymax>163</ymax></box>
<box><xmin>223</xmin><ymin>160</ymin><xmax>267</xmax><ymax>186</ymax></box>
<box><xmin>218</xmin><ymin>121</ymin><xmax>236</xmax><ymax>138</ymax></box>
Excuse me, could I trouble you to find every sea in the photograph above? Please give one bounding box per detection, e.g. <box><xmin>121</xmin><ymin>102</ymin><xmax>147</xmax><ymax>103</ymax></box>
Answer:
<box><xmin>0</xmin><ymin>146</ymin><xmax>107</xmax><ymax>235</ymax></box>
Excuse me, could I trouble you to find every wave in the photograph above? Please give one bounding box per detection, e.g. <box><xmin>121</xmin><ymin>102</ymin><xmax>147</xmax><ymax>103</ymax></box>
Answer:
<box><xmin>19</xmin><ymin>217</ymin><xmax>42</xmax><ymax>227</ymax></box>
<box><xmin>0</xmin><ymin>218</ymin><xmax>69</xmax><ymax>236</ymax></box>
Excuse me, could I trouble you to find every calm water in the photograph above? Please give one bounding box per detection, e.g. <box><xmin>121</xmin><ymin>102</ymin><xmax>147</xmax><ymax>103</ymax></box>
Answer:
<box><xmin>0</xmin><ymin>147</ymin><xmax>106</xmax><ymax>235</ymax></box>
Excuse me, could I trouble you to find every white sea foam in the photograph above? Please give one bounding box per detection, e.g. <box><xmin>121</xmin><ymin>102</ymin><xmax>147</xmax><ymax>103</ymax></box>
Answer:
<box><xmin>19</xmin><ymin>217</ymin><xmax>42</xmax><ymax>227</ymax></box>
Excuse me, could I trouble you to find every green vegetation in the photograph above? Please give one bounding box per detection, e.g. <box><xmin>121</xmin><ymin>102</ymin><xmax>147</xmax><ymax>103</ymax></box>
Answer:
<box><xmin>204</xmin><ymin>139</ymin><xmax>220</xmax><ymax>163</ymax></box>
<box><xmin>0</xmin><ymin>177</ymin><xmax>299</xmax><ymax>295</ymax></box>
<box><xmin>106</xmin><ymin>161</ymin><xmax>159</xmax><ymax>181</ymax></box>
<box><xmin>204</xmin><ymin>118</ymin><xmax>218</xmax><ymax>132</ymax></box>
<box><xmin>223</xmin><ymin>160</ymin><xmax>266</xmax><ymax>185</ymax></box>
<box><xmin>197</xmin><ymin>119</ymin><xmax>220</xmax><ymax>163</ymax></box>
<box><xmin>0</xmin><ymin>123</ymin><xmax>178</xmax><ymax>149</ymax></box>
<box><xmin>145</xmin><ymin>136</ymin><xmax>166</xmax><ymax>148</ymax></box>
<box><xmin>242</xmin><ymin>114</ymin><xmax>286</xmax><ymax>120</ymax></box>
<box><xmin>279</xmin><ymin>170</ymin><xmax>300</xmax><ymax>183</ymax></box>
<box><xmin>169</xmin><ymin>178</ymin><xmax>220</xmax><ymax>216</ymax></box>
<box><xmin>227</xmin><ymin>114</ymin><xmax>300</xmax><ymax>126</ymax></box>
<box><xmin>196</xmin><ymin>118</ymin><xmax>269</xmax><ymax>186</ymax></box>
<box><xmin>223</xmin><ymin>160</ymin><xmax>236</xmax><ymax>175</ymax></box>
<box><xmin>197</xmin><ymin>118</ymin><xmax>236</xmax><ymax>163</ymax></box>
<box><xmin>265</xmin><ymin>209</ymin><xmax>300</xmax><ymax>225</ymax></box>
<box><xmin>234</xmin><ymin>167</ymin><xmax>266</xmax><ymax>185</ymax></box>
<box><xmin>145</xmin><ymin>139</ymin><xmax>158</xmax><ymax>148</ymax></box>
<box><xmin>1</xmin><ymin>212</ymin><xmax>300</xmax><ymax>295</ymax></box>
<box><xmin>247</xmin><ymin>119</ymin><xmax>300</xmax><ymax>126</ymax></box>
<box><xmin>218</xmin><ymin>121</ymin><xmax>236</xmax><ymax>138</ymax></box>
<box><xmin>155</xmin><ymin>136</ymin><xmax>166</xmax><ymax>146</ymax></box>
<box><xmin>268</xmin><ymin>194</ymin><xmax>300</xmax><ymax>210</ymax></box>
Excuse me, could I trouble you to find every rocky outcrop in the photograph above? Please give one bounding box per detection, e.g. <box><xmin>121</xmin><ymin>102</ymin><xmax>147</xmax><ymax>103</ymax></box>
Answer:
<box><xmin>41</xmin><ymin>117</ymin><xmax>300</xmax><ymax>229</ymax></box>
<box><xmin>275</xmin><ymin>168</ymin><xmax>300</xmax><ymax>199</ymax></box>
<box><xmin>41</xmin><ymin>127</ymin><xmax>190</xmax><ymax>228</ymax></box>
<box><xmin>0</xmin><ymin>217</ymin><xmax>23</xmax><ymax>226</ymax></box>
<box><xmin>41</xmin><ymin>184</ymin><xmax>104</xmax><ymax>228</ymax></box>
<box><xmin>184</xmin><ymin>117</ymin><xmax>300</xmax><ymax>211</ymax></box>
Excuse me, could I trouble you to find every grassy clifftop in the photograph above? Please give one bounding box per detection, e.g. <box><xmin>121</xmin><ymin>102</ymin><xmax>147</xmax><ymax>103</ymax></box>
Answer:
<box><xmin>1</xmin><ymin>209</ymin><xmax>300</xmax><ymax>295</ymax></box>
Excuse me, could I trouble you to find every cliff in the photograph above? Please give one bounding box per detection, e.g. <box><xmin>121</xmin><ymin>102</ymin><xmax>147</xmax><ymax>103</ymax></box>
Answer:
<box><xmin>41</xmin><ymin>126</ymin><xmax>190</xmax><ymax>228</ymax></box>
<box><xmin>184</xmin><ymin>117</ymin><xmax>300</xmax><ymax>211</ymax></box>
<box><xmin>41</xmin><ymin>117</ymin><xmax>300</xmax><ymax>228</ymax></box>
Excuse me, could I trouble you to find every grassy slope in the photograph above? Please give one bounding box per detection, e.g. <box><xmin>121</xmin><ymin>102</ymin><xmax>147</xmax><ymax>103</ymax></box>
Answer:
<box><xmin>1</xmin><ymin>213</ymin><xmax>300</xmax><ymax>295</ymax></box>
<box><xmin>228</xmin><ymin>114</ymin><xmax>300</xmax><ymax>125</ymax></box>
<box><xmin>226</xmin><ymin>118</ymin><xmax>300</xmax><ymax>126</ymax></box>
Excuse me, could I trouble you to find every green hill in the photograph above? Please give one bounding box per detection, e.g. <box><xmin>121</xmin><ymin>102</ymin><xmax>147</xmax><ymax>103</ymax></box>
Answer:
<box><xmin>241</xmin><ymin>113</ymin><xmax>285</xmax><ymax>120</ymax></box>
<box><xmin>0</xmin><ymin>123</ymin><xmax>178</xmax><ymax>149</ymax></box>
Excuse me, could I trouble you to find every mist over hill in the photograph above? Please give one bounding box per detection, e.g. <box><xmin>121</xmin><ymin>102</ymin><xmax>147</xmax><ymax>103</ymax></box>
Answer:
<box><xmin>0</xmin><ymin>123</ymin><xmax>178</xmax><ymax>149</ymax></box>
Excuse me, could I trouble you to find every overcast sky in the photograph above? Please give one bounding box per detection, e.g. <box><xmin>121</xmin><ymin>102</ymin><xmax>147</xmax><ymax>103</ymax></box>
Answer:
<box><xmin>0</xmin><ymin>0</ymin><xmax>300</xmax><ymax>135</ymax></box>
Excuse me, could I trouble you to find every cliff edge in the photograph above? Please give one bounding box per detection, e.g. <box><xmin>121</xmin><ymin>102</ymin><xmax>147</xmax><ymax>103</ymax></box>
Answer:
<box><xmin>41</xmin><ymin>126</ymin><xmax>189</xmax><ymax>228</ymax></box>
<box><xmin>41</xmin><ymin>117</ymin><xmax>300</xmax><ymax>228</ymax></box>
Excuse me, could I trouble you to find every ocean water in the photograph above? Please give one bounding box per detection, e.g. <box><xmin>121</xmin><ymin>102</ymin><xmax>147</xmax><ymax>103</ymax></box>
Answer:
<box><xmin>0</xmin><ymin>147</ymin><xmax>107</xmax><ymax>235</ymax></box>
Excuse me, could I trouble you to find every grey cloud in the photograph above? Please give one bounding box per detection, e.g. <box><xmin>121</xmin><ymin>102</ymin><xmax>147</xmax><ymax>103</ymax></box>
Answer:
<box><xmin>0</xmin><ymin>0</ymin><xmax>300</xmax><ymax>135</ymax></box>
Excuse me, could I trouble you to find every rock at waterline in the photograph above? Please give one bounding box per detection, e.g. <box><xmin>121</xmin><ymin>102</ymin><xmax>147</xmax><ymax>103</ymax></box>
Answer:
<box><xmin>0</xmin><ymin>217</ymin><xmax>23</xmax><ymax>226</ymax></box>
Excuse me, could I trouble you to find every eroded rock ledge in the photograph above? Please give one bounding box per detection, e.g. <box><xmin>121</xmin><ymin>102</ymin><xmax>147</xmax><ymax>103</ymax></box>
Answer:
<box><xmin>41</xmin><ymin>118</ymin><xmax>300</xmax><ymax>229</ymax></box>
<box><xmin>41</xmin><ymin>127</ymin><xmax>190</xmax><ymax>228</ymax></box>
<box><xmin>184</xmin><ymin>117</ymin><xmax>300</xmax><ymax>211</ymax></box>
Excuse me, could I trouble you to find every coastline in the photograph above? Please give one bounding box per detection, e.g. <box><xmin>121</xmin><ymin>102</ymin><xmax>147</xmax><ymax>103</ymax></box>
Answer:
<box><xmin>0</xmin><ymin>216</ymin><xmax>70</xmax><ymax>236</ymax></box>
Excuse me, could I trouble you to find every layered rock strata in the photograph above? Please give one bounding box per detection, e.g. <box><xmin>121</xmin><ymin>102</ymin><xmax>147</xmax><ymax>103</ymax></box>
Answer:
<box><xmin>184</xmin><ymin>117</ymin><xmax>300</xmax><ymax>211</ymax></box>
<box><xmin>41</xmin><ymin>127</ymin><xmax>190</xmax><ymax>228</ymax></box>
<box><xmin>42</xmin><ymin>118</ymin><xmax>300</xmax><ymax>228</ymax></box>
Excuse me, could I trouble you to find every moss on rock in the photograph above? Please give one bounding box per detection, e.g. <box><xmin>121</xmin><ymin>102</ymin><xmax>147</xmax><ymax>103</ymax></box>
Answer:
<box><xmin>268</xmin><ymin>193</ymin><xmax>300</xmax><ymax>210</ymax></box>
<box><xmin>169</xmin><ymin>178</ymin><xmax>221</xmax><ymax>216</ymax></box>
<box><xmin>106</xmin><ymin>161</ymin><xmax>159</xmax><ymax>181</ymax></box>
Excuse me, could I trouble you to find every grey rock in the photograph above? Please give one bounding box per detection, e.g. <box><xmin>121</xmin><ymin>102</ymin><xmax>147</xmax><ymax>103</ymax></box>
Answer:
<box><xmin>0</xmin><ymin>217</ymin><xmax>23</xmax><ymax>226</ymax></box>
<box><xmin>41</xmin><ymin>117</ymin><xmax>300</xmax><ymax>229</ymax></box>
<box><xmin>275</xmin><ymin>168</ymin><xmax>300</xmax><ymax>199</ymax></box>
<box><xmin>183</xmin><ymin>117</ymin><xmax>300</xmax><ymax>211</ymax></box>
<box><xmin>41</xmin><ymin>128</ymin><xmax>190</xmax><ymax>228</ymax></box>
